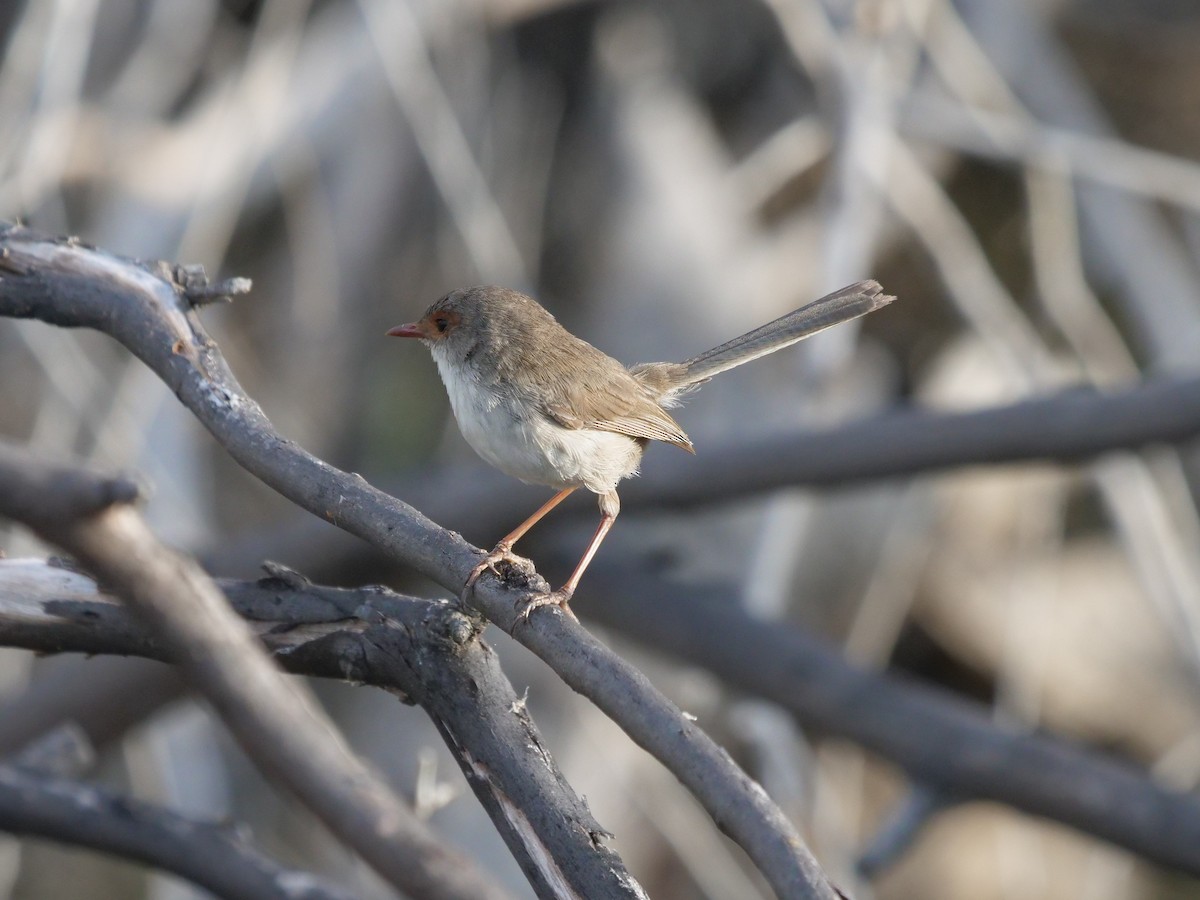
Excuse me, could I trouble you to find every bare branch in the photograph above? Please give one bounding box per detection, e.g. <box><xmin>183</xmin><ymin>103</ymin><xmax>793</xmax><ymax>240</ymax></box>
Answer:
<box><xmin>135</xmin><ymin>485</ymin><xmax>1200</xmax><ymax>879</ymax></box>
<box><xmin>0</xmin><ymin>762</ymin><xmax>359</xmax><ymax>900</ymax></box>
<box><xmin>856</xmin><ymin>788</ymin><xmax>957</xmax><ymax>878</ymax></box>
<box><xmin>0</xmin><ymin>557</ymin><xmax>646</xmax><ymax>899</ymax></box>
<box><xmin>0</xmin><ymin>443</ymin><xmax>514</xmax><ymax>900</ymax></box>
<box><xmin>0</xmin><ymin>223</ymin><xmax>840</xmax><ymax>898</ymax></box>
<box><xmin>581</xmin><ymin>561</ymin><xmax>1200</xmax><ymax>877</ymax></box>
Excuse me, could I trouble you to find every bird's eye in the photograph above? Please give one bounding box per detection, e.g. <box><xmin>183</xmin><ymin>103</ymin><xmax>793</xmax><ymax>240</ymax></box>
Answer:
<box><xmin>434</xmin><ymin>316</ymin><xmax>449</xmax><ymax>333</ymax></box>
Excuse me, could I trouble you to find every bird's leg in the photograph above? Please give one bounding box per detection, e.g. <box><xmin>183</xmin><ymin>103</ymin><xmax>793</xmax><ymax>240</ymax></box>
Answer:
<box><xmin>464</xmin><ymin>486</ymin><xmax>577</xmax><ymax>593</ymax></box>
<box><xmin>557</xmin><ymin>510</ymin><xmax>617</xmax><ymax>598</ymax></box>
<box><xmin>519</xmin><ymin>490</ymin><xmax>620</xmax><ymax>620</ymax></box>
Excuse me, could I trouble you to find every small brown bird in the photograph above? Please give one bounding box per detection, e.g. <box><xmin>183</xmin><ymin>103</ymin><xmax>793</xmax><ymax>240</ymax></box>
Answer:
<box><xmin>389</xmin><ymin>281</ymin><xmax>893</xmax><ymax>615</ymax></box>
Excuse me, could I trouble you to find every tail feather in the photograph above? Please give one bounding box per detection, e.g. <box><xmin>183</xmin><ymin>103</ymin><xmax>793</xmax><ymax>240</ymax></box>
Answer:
<box><xmin>678</xmin><ymin>280</ymin><xmax>892</xmax><ymax>388</ymax></box>
<box><xmin>630</xmin><ymin>281</ymin><xmax>894</xmax><ymax>404</ymax></box>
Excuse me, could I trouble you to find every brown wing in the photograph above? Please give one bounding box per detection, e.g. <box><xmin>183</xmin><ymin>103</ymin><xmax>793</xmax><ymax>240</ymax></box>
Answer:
<box><xmin>533</xmin><ymin>336</ymin><xmax>694</xmax><ymax>453</ymax></box>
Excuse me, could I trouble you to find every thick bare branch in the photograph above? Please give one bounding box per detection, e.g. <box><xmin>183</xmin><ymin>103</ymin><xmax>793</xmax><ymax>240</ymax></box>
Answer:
<box><xmin>0</xmin><ymin>558</ymin><xmax>647</xmax><ymax>899</ymax></box>
<box><xmin>0</xmin><ymin>443</ymin><xmax>513</xmax><ymax>900</ymax></box>
<box><xmin>0</xmin><ymin>223</ymin><xmax>840</xmax><ymax>899</ymax></box>
<box><xmin>192</xmin><ymin>475</ymin><xmax>1200</xmax><ymax>880</ymax></box>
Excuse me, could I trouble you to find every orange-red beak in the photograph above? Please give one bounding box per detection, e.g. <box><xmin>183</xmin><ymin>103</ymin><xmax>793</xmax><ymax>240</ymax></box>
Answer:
<box><xmin>386</xmin><ymin>322</ymin><xmax>424</xmax><ymax>338</ymax></box>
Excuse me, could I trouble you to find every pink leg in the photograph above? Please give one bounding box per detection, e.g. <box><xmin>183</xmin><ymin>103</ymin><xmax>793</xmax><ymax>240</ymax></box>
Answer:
<box><xmin>556</xmin><ymin>511</ymin><xmax>616</xmax><ymax>600</ymax></box>
<box><xmin>464</xmin><ymin>487</ymin><xmax>577</xmax><ymax>593</ymax></box>
<box><xmin>496</xmin><ymin>486</ymin><xmax>577</xmax><ymax>548</ymax></box>
<box><xmin>520</xmin><ymin>490</ymin><xmax>621</xmax><ymax>621</ymax></box>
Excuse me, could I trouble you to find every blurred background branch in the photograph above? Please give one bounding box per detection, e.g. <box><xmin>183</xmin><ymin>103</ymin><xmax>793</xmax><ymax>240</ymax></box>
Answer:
<box><xmin>0</xmin><ymin>723</ymin><xmax>359</xmax><ymax>900</ymax></box>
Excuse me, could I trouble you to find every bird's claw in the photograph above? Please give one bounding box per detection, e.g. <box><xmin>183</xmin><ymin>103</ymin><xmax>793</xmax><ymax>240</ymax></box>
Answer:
<box><xmin>463</xmin><ymin>545</ymin><xmax>578</xmax><ymax>626</ymax></box>
<box><xmin>515</xmin><ymin>589</ymin><xmax>578</xmax><ymax>624</ymax></box>
<box><xmin>463</xmin><ymin>544</ymin><xmax>535</xmax><ymax>595</ymax></box>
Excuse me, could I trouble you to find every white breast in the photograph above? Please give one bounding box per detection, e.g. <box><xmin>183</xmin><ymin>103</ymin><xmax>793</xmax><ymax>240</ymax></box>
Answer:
<box><xmin>433</xmin><ymin>351</ymin><xmax>643</xmax><ymax>495</ymax></box>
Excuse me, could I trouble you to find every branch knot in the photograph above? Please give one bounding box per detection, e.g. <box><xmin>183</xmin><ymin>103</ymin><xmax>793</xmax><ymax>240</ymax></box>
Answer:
<box><xmin>172</xmin><ymin>262</ymin><xmax>252</xmax><ymax>307</ymax></box>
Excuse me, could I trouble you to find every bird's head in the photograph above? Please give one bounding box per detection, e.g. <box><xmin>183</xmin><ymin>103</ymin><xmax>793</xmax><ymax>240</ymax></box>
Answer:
<box><xmin>387</xmin><ymin>286</ymin><xmax>559</xmax><ymax>364</ymax></box>
<box><xmin>386</xmin><ymin>289</ymin><xmax>473</xmax><ymax>345</ymax></box>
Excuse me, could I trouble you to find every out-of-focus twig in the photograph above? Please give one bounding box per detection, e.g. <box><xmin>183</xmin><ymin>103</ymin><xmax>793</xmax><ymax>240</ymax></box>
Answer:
<box><xmin>947</xmin><ymin>0</ymin><xmax>1200</xmax><ymax>369</ymax></box>
<box><xmin>855</xmin><ymin>786</ymin><xmax>957</xmax><ymax>878</ymax></box>
<box><xmin>357</xmin><ymin>0</ymin><xmax>530</xmax><ymax>288</ymax></box>
<box><xmin>903</xmin><ymin>94</ymin><xmax>1200</xmax><ymax>213</ymax></box>
<box><xmin>0</xmin><ymin>761</ymin><xmax>358</xmax><ymax>900</ymax></box>
<box><xmin>626</xmin><ymin>375</ymin><xmax>1200</xmax><ymax>502</ymax></box>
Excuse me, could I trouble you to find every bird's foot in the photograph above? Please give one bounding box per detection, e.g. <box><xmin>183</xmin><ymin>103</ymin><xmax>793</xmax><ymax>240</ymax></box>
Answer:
<box><xmin>463</xmin><ymin>543</ymin><xmax>535</xmax><ymax>596</ymax></box>
<box><xmin>515</xmin><ymin>589</ymin><xmax>578</xmax><ymax>624</ymax></box>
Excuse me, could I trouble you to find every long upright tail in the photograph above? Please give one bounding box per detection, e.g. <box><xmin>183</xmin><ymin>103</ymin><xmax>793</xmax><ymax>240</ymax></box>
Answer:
<box><xmin>632</xmin><ymin>280</ymin><xmax>894</xmax><ymax>401</ymax></box>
